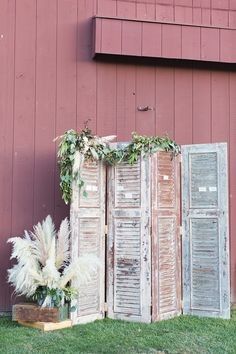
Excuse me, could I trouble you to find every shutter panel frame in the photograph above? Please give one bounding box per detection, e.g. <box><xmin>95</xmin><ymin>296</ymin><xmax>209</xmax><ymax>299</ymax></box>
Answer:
<box><xmin>182</xmin><ymin>143</ymin><xmax>230</xmax><ymax>319</ymax></box>
<box><xmin>151</xmin><ymin>151</ymin><xmax>181</xmax><ymax>322</ymax></box>
<box><xmin>70</xmin><ymin>157</ymin><xmax>106</xmax><ymax>324</ymax></box>
<box><xmin>107</xmin><ymin>144</ymin><xmax>152</xmax><ymax>323</ymax></box>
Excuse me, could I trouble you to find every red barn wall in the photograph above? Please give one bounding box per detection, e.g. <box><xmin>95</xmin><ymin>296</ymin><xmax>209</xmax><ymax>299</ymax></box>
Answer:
<box><xmin>0</xmin><ymin>0</ymin><xmax>236</xmax><ymax>312</ymax></box>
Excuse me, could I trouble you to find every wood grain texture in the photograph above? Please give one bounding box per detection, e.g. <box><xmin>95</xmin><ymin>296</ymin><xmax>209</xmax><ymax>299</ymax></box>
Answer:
<box><xmin>77</xmin><ymin>0</ymin><xmax>97</xmax><ymax>133</ymax></box>
<box><xmin>116</xmin><ymin>64</ymin><xmax>136</xmax><ymax>141</ymax></box>
<box><xmin>156</xmin><ymin>4</ymin><xmax>174</xmax><ymax>22</ymax></box>
<box><xmin>162</xmin><ymin>24</ymin><xmax>182</xmax><ymax>59</ymax></box>
<box><xmin>12</xmin><ymin>0</ymin><xmax>36</xmax><ymax>235</ymax></box>
<box><xmin>135</xmin><ymin>66</ymin><xmax>156</xmax><ymax>135</ymax></box>
<box><xmin>174</xmin><ymin>68</ymin><xmax>193</xmax><ymax>144</ymax></box>
<box><xmin>13</xmin><ymin>303</ymin><xmax>69</xmax><ymax>323</ymax></box>
<box><xmin>33</xmin><ymin>0</ymin><xmax>57</xmax><ymax>224</ymax></box>
<box><xmin>137</xmin><ymin>1</ymin><xmax>156</xmax><ymax>20</ymax></box>
<box><xmin>151</xmin><ymin>152</ymin><xmax>181</xmax><ymax>321</ymax></box>
<box><xmin>0</xmin><ymin>0</ymin><xmax>15</xmax><ymax>312</ymax></box>
<box><xmin>101</xmin><ymin>18</ymin><xmax>122</xmax><ymax>55</ymax></box>
<box><xmin>201</xmin><ymin>8</ymin><xmax>211</xmax><ymax>26</ymax></box>
<box><xmin>229</xmin><ymin>11</ymin><xmax>236</xmax><ymax>27</ymax></box>
<box><xmin>174</xmin><ymin>5</ymin><xmax>193</xmax><ymax>23</ymax></box>
<box><xmin>142</xmin><ymin>22</ymin><xmax>162</xmax><ymax>58</ymax></box>
<box><xmin>182</xmin><ymin>143</ymin><xmax>230</xmax><ymax>319</ymax></box>
<box><xmin>96</xmin><ymin>62</ymin><xmax>117</xmax><ymax>136</ymax></box>
<box><xmin>211</xmin><ymin>71</ymin><xmax>230</xmax><ymax>143</ymax></box>
<box><xmin>155</xmin><ymin>67</ymin><xmax>174</xmax><ymax>137</ymax></box>
<box><xmin>181</xmin><ymin>26</ymin><xmax>200</xmax><ymax>60</ymax></box>
<box><xmin>192</xmin><ymin>70</ymin><xmax>211</xmax><ymax>143</ymax></box>
<box><xmin>17</xmin><ymin>320</ymin><xmax>72</xmax><ymax>331</ymax></box>
<box><xmin>229</xmin><ymin>73</ymin><xmax>236</xmax><ymax>301</ymax></box>
<box><xmin>201</xmin><ymin>27</ymin><xmax>220</xmax><ymax>62</ymax></box>
<box><xmin>122</xmin><ymin>20</ymin><xmax>142</xmax><ymax>56</ymax></box>
<box><xmin>193</xmin><ymin>7</ymin><xmax>202</xmax><ymax>25</ymax></box>
<box><xmin>211</xmin><ymin>9</ymin><xmax>229</xmax><ymax>27</ymax></box>
<box><xmin>220</xmin><ymin>29</ymin><xmax>236</xmax><ymax>62</ymax></box>
<box><xmin>54</xmin><ymin>0</ymin><xmax>77</xmax><ymax>225</ymax></box>
<box><xmin>117</xmin><ymin>0</ymin><xmax>136</xmax><ymax>18</ymax></box>
<box><xmin>97</xmin><ymin>0</ymin><xmax>116</xmax><ymax>16</ymax></box>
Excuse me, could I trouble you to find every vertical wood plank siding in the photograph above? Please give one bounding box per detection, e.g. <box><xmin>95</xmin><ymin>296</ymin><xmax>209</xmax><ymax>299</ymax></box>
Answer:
<box><xmin>0</xmin><ymin>0</ymin><xmax>15</xmax><ymax>312</ymax></box>
<box><xmin>0</xmin><ymin>0</ymin><xmax>236</xmax><ymax>311</ymax></box>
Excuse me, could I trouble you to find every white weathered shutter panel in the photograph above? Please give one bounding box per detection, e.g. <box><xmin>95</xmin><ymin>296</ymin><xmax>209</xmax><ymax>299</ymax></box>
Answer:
<box><xmin>107</xmin><ymin>148</ymin><xmax>151</xmax><ymax>323</ymax></box>
<box><xmin>70</xmin><ymin>158</ymin><xmax>105</xmax><ymax>324</ymax></box>
<box><xmin>151</xmin><ymin>152</ymin><xmax>181</xmax><ymax>321</ymax></box>
<box><xmin>182</xmin><ymin>143</ymin><xmax>230</xmax><ymax>319</ymax></box>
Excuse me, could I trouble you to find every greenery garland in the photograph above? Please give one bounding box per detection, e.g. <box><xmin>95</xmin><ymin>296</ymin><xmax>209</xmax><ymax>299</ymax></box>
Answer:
<box><xmin>56</xmin><ymin>126</ymin><xmax>180</xmax><ymax>204</ymax></box>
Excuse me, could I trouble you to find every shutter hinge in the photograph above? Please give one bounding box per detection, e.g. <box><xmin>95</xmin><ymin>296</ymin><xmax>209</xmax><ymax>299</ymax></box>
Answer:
<box><xmin>104</xmin><ymin>302</ymin><xmax>108</xmax><ymax>312</ymax></box>
<box><xmin>179</xmin><ymin>226</ymin><xmax>183</xmax><ymax>235</ymax></box>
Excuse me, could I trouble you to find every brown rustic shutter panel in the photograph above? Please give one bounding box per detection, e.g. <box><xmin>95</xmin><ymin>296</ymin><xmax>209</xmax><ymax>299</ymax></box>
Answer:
<box><xmin>107</xmin><ymin>149</ymin><xmax>151</xmax><ymax>323</ymax></box>
<box><xmin>70</xmin><ymin>159</ymin><xmax>106</xmax><ymax>324</ymax></box>
<box><xmin>182</xmin><ymin>143</ymin><xmax>230</xmax><ymax>319</ymax></box>
<box><xmin>151</xmin><ymin>152</ymin><xmax>181</xmax><ymax>321</ymax></box>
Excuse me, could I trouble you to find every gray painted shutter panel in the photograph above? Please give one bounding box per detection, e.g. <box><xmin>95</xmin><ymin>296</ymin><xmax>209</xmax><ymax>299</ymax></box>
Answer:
<box><xmin>182</xmin><ymin>143</ymin><xmax>230</xmax><ymax>319</ymax></box>
<box><xmin>107</xmin><ymin>147</ymin><xmax>151</xmax><ymax>323</ymax></box>
<box><xmin>70</xmin><ymin>158</ymin><xmax>105</xmax><ymax>324</ymax></box>
<box><xmin>151</xmin><ymin>152</ymin><xmax>181</xmax><ymax>321</ymax></box>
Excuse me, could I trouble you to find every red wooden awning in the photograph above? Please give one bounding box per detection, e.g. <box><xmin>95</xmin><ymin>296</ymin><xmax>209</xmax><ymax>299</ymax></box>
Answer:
<box><xmin>93</xmin><ymin>16</ymin><xmax>236</xmax><ymax>64</ymax></box>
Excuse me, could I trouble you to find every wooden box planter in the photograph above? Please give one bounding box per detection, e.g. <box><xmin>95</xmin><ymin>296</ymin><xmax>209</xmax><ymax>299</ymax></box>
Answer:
<box><xmin>12</xmin><ymin>303</ymin><xmax>69</xmax><ymax>323</ymax></box>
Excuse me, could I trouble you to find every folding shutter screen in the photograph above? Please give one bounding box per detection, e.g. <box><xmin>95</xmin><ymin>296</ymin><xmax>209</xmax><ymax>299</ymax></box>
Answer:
<box><xmin>151</xmin><ymin>152</ymin><xmax>181</xmax><ymax>321</ymax></box>
<box><xmin>107</xmin><ymin>148</ymin><xmax>151</xmax><ymax>323</ymax></box>
<box><xmin>182</xmin><ymin>143</ymin><xmax>230</xmax><ymax>319</ymax></box>
<box><xmin>70</xmin><ymin>156</ymin><xmax>105</xmax><ymax>324</ymax></box>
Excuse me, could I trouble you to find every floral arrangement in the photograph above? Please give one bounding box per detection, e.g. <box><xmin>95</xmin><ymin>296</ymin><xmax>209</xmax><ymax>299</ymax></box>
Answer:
<box><xmin>7</xmin><ymin>215</ymin><xmax>98</xmax><ymax>308</ymax></box>
<box><xmin>56</xmin><ymin>124</ymin><xmax>180</xmax><ymax>204</ymax></box>
<box><xmin>56</xmin><ymin>124</ymin><xmax>116</xmax><ymax>203</ymax></box>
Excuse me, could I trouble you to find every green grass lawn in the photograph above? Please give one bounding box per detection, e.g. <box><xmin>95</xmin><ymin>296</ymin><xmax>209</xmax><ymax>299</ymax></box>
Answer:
<box><xmin>0</xmin><ymin>314</ymin><xmax>236</xmax><ymax>354</ymax></box>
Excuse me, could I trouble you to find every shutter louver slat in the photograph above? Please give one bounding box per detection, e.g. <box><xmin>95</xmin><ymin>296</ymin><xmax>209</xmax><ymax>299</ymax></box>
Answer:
<box><xmin>114</xmin><ymin>219</ymin><xmax>141</xmax><ymax>315</ymax></box>
<box><xmin>158</xmin><ymin>218</ymin><xmax>178</xmax><ymax>313</ymax></box>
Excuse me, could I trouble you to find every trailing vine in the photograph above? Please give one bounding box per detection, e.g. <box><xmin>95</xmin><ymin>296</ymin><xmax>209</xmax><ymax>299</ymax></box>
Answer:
<box><xmin>56</xmin><ymin>125</ymin><xmax>180</xmax><ymax>204</ymax></box>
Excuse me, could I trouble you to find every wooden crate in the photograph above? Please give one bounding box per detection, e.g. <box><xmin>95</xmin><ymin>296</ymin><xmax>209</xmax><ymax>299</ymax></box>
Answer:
<box><xmin>17</xmin><ymin>319</ymin><xmax>72</xmax><ymax>332</ymax></box>
<box><xmin>13</xmin><ymin>303</ymin><xmax>69</xmax><ymax>323</ymax></box>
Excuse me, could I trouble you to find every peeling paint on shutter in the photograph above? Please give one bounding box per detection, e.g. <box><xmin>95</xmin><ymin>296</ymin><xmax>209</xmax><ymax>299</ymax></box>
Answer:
<box><xmin>182</xmin><ymin>143</ymin><xmax>230</xmax><ymax>319</ymax></box>
<box><xmin>151</xmin><ymin>152</ymin><xmax>181</xmax><ymax>321</ymax></box>
<box><xmin>107</xmin><ymin>146</ymin><xmax>151</xmax><ymax>323</ymax></box>
<box><xmin>70</xmin><ymin>158</ymin><xmax>105</xmax><ymax>324</ymax></box>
